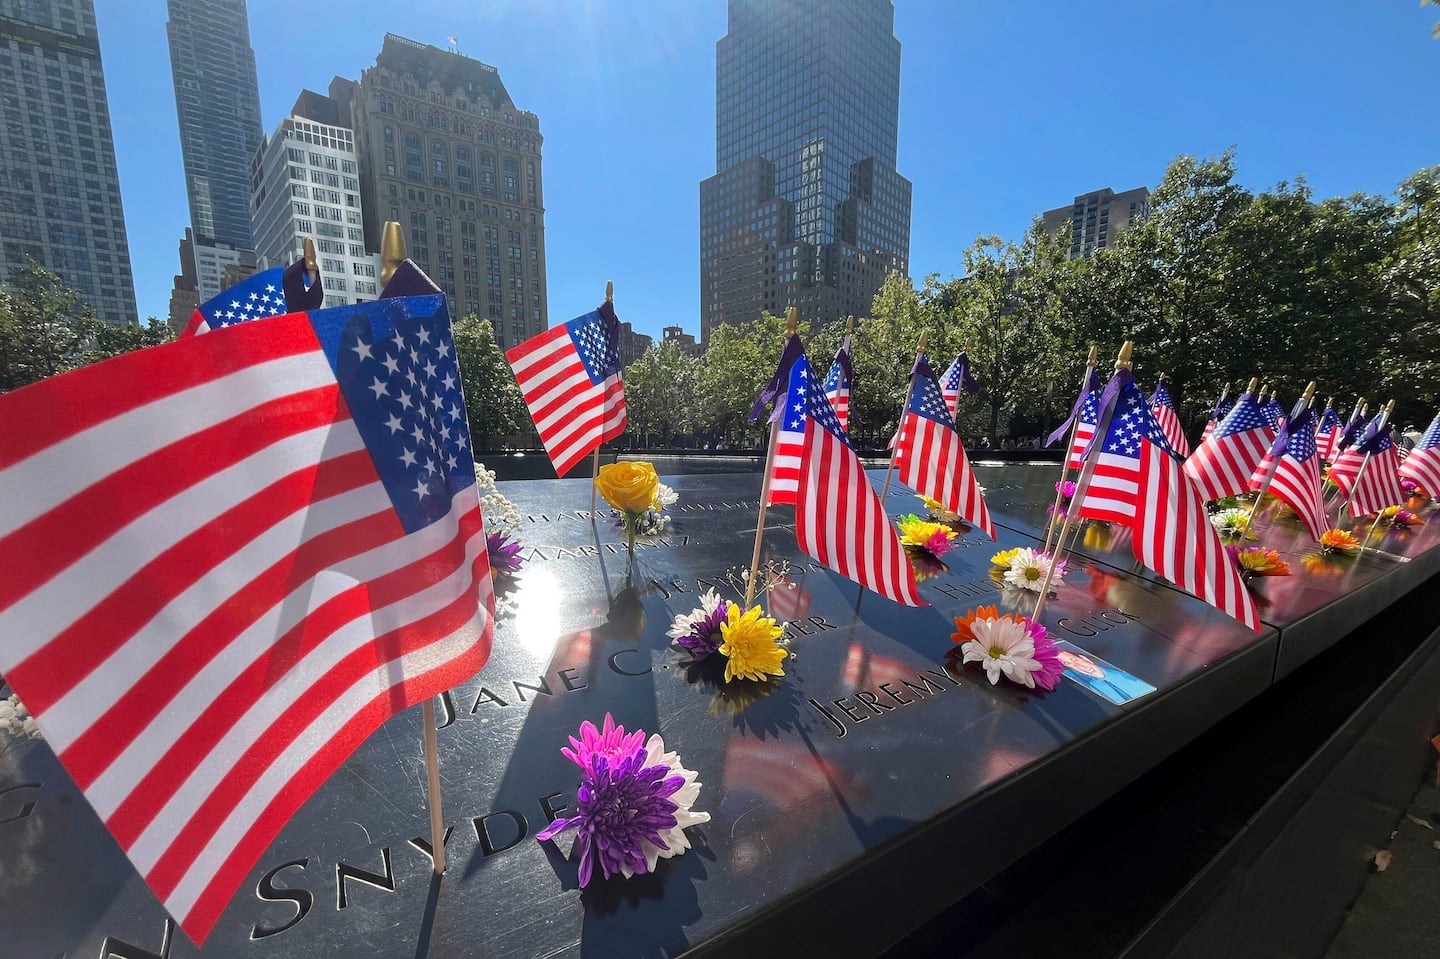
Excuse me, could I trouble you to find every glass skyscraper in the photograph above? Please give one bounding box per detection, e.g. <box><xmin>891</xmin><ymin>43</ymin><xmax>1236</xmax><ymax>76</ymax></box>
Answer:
<box><xmin>166</xmin><ymin>0</ymin><xmax>263</xmax><ymax>249</ymax></box>
<box><xmin>0</xmin><ymin>0</ymin><xmax>137</xmax><ymax>324</ymax></box>
<box><xmin>700</xmin><ymin>0</ymin><xmax>911</xmax><ymax>342</ymax></box>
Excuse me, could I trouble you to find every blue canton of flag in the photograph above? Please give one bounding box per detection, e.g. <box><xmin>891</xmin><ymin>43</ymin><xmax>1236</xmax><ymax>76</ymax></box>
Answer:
<box><xmin>802</xmin><ymin>358</ymin><xmax>849</xmax><ymax>446</ymax></box>
<box><xmin>1211</xmin><ymin>393</ymin><xmax>1270</xmax><ymax>439</ymax></box>
<box><xmin>188</xmin><ymin>267</ymin><xmax>288</xmax><ymax>335</ymax></box>
<box><xmin>1418</xmin><ymin>416</ymin><xmax>1440</xmax><ymax>451</ymax></box>
<box><xmin>908</xmin><ymin>359</ymin><xmax>958</xmax><ymax>428</ymax></box>
<box><xmin>1099</xmin><ymin>382</ymin><xmax>1181</xmax><ymax>461</ymax></box>
<box><xmin>569</xmin><ymin>307</ymin><xmax>623</xmax><ymax>383</ymax></box>
<box><xmin>317</xmin><ymin>295</ymin><xmax>476</xmax><ymax>533</ymax></box>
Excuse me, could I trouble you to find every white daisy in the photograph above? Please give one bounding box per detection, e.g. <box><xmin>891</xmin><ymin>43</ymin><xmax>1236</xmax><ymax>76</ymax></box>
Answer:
<box><xmin>961</xmin><ymin>616</ymin><xmax>1042</xmax><ymax>688</ymax></box>
<box><xmin>1002</xmin><ymin>547</ymin><xmax>1063</xmax><ymax>592</ymax></box>
<box><xmin>621</xmin><ymin>732</ymin><xmax>711</xmax><ymax>877</ymax></box>
<box><xmin>667</xmin><ymin>589</ymin><xmax>728</xmax><ymax>643</ymax></box>
<box><xmin>655</xmin><ymin>483</ymin><xmax>678</xmax><ymax>509</ymax></box>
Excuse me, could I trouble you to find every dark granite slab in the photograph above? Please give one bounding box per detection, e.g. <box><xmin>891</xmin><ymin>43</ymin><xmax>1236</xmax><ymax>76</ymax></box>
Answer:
<box><xmin>0</xmin><ymin>470</ymin><xmax>1292</xmax><ymax>959</ymax></box>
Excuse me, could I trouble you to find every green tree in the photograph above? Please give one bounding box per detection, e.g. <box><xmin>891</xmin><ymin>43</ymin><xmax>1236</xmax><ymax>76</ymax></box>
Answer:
<box><xmin>0</xmin><ymin>260</ymin><xmax>102</xmax><ymax>393</ymax></box>
<box><xmin>452</xmin><ymin>314</ymin><xmax>528</xmax><ymax>448</ymax></box>
<box><xmin>623</xmin><ymin>341</ymin><xmax>699</xmax><ymax>446</ymax></box>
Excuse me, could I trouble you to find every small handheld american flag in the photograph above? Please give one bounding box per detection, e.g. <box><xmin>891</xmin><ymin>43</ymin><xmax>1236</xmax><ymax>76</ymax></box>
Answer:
<box><xmin>893</xmin><ymin>353</ymin><xmax>994</xmax><ymax>539</ymax></box>
<box><xmin>1183</xmin><ymin>389</ymin><xmax>1276</xmax><ymax>502</ymax></box>
<box><xmin>823</xmin><ymin>334</ymin><xmax>854</xmax><ymax>432</ymax></box>
<box><xmin>506</xmin><ymin>301</ymin><xmax>627</xmax><ymax>477</ymax></box>
<box><xmin>1149</xmin><ymin>378</ymin><xmax>1191</xmax><ymax>458</ymax></box>
<box><xmin>939</xmin><ymin>351</ymin><xmax>980</xmax><ymax>419</ymax></box>
<box><xmin>1399</xmin><ymin>413</ymin><xmax>1440</xmax><ymax>496</ymax></box>
<box><xmin>1250</xmin><ymin>407</ymin><xmax>1328</xmax><ymax>540</ymax></box>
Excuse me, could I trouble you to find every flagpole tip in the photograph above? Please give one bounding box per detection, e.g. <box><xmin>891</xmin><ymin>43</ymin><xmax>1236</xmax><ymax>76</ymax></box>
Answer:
<box><xmin>1086</xmin><ymin>344</ymin><xmax>1098</xmax><ymax>364</ymax></box>
<box><xmin>785</xmin><ymin>306</ymin><xmax>798</xmax><ymax>337</ymax></box>
<box><xmin>846</xmin><ymin>314</ymin><xmax>854</xmax><ymax>335</ymax></box>
<box><xmin>1245</xmin><ymin>377</ymin><xmax>1259</xmax><ymax>394</ymax></box>
<box><xmin>301</xmin><ymin>237</ymin><xmax>318</xmax><ymax>277</ymax></box>
<box><xmin>1258</xmin><ymin>383</ymin><xmax>1269</xmax><ymax>400</ymax></box>
<box><xmin>918</xmin><ymin>330</ymin><xmax>929</xmax><ymax>352</ymax></box>
<box><xmin>605</xmin><ymin>280</ymin><xmax>613</xmax><ymax>303</ymax></box>
<box><xmin>380</xmin><ymin>222</ymin><xmax>406</xmax><ymax>287</ymax></box>
<box><xmin>1157</xmin><ymin>371</ymin><xmax>1166</xmax><ymax>383</ymax></box>
<box><xmin>1324</xmin><ymin>395</ymin><xmax>1333</xmax><ymax>409</ymax></box>
<box><xmin>1301</xmin><ymin>381</ymin><xmax>1316</xmax><ymax>404</ymax></box>
<box><xmin>1114</xmin><ymin>340</ymin><xmax>1133</xmax><ymax>370</ymax></box>
<box><xmin>964</xmin><ymin>337</ymin><xmax>972</xmax><ymax>355</ymax></box>
<box><xmin>1223</xmin><ymin>381</ymin><xmax>1231</xmax><ymax>392</ymax></box>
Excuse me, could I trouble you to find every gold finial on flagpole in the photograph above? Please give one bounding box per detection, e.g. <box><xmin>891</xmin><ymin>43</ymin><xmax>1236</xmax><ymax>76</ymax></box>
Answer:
<box><xmin>302</xmin><ymin>237</ymin><xmax>318</xmax><ymax>283</ymax></box>
<box><xmin>845</xmin><ymin>314</ymin><xmax>854</xmax><ymax>335</ymax></box>
<box><xmin>785</xmin><ymin>305</ymin><xmax>798</xmax><ymax>337</ymax></box>
<box><xmin>1114</xmin><ymin>340</ymin><xmax>1133</xmax><ymax>371</ymax></box>
<box><xmin>1300</xmin><ymin>381</ymin><xmax>1316</xmax><ymax>406</ymax></box>
<box><xmin>1324</xmin><ymin>395</ymin><xmax>1333</xmax><ymax>409</ymax></box>
<box><xmin>605</xmin><ymin>280</ymin><xmax>613</xmax><ymax>303</ymax></box>
<box><xmin>1087</xmin><ymin>344</ymin><xmax>1098</xmax><ymax>364</ymax></box>
<box><xmin>380</xmin><ymin>221</ymin><xmax>405</xmax><ymax>287</ymax></box>
<box><xmin>918</xmin><ymin>330</ymin><xmax>929</xmax><ymax>352</ymax></box>
<box><xmin>1245</xmin><ymin>377</ymin><xmax>1259</xmax><ymax>394</ymax></box>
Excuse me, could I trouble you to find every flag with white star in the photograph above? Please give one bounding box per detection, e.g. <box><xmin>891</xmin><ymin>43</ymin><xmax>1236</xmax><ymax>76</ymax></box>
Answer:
<box><xmin>789</xmin><ymin>351</ymin><xmax>924</xmax><ymax>607</ymax></box>
<box><xmin>822</xmin><ymin>334</ymin><xmax>854</xmax><ymax>432</ymax></box>
<box><xmin>1251</xmin><ymin>407</ymin><xmax>1328</xmax><ymax>540</ymax></box>
<box><xmin>181</xmin><ymin>267</ymin><xmax>289</xmax><ymax>337</ymax></box>
<box><xmin>1075</xmin><ymin>369</ymin><xmax>1260</xmax><ymax>631</ymax></box>
<box><xmin>506</xmin><ymin>300</ymin><xmax>627</xmax><ymax>477</ymax></box>
<box><xmin>938</xmin><ymin>351</ymin><xmax>980</xmax><ymax>418</ymax></box>
<box><xmin>1330</xmin><ymin>411</ymin><xmax>1406</xmax><ymax>517</ymax></box>
<box><xmin>0</xmin><ymin>292</ymin><xmax>495</xmax><ymax>943</ymax></box>
<box><xmin>1183</xmin><ymin>389</ymin><xmax>1277</xmax><ymax>501</ymax></box>
<box><xmin>766</xmin><ymin>345</ymin><xmax>813</xmax><ymax>507</ymax></box>
<box><xmin>893</xmin><ymin>353</ymin><xmax>994</xmax><ymax>539</ymax></box>
<box><xmin>1400</xmin><ymin>412</ymin><xmax>1440</xmax><ymax>498</ymax></box>
<box><xmin>1149</xmin><ymin>378</ymin><xmax>1191</xmax><ymax>457</ymax></box>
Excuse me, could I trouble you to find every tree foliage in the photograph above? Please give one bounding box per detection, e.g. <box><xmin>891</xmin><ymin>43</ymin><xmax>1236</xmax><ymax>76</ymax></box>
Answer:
<box><xmin>452</xmin><ymin>313</ymin><xmax>528</xmax><ymax>448</ymax></box>
<box><xmin>0</xmin><ymin>260</ymin><xmax>172</xmax><ymax>394</ymax></box>
<box><xmin>623</xmin><ymin>340</ymin><xmax>700</xmax><ymax>445</ymax></box>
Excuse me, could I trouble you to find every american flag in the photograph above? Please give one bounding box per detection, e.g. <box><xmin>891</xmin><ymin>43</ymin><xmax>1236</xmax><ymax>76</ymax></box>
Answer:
<box><xmin>1332</xmin><ymin>404</ymin><xmax>1369</xmax><ymax>459</ymax></box>
<box><xmin>0</xmin><ymin>294</ymin><xmax>495</xmax><ymax>943</ymax></box>
<box><xmin>1075</xmin><ymin>371</ymin><xmax>1260</xmax><ymax>630</ymax></box>
<box><xmin>1149</xmin><ymin>379</ymin><xmax>1191</xmax><ymax>457</ymax></box>
<box><xmin>180</xmin><ymin>266</ymin><xmax>288</xmax><ymax>337</ymax></box>
<box><xmin>822</xmin><ymin>334</ymin><xmax>854</xmax><ymax>432</ymax></box>
<box><xmin>1200</xmin><ymin>390</ymin><xmax>1233</xmax><ymax>443</ymax></box>
<box><xmin>765</xmin><ymin>345</ymin><xmax>813</xmax><ymax>507</ymax></box>
<box><xmin>1399</xmin><ymin>414</ymin><xmax>1440</xmax><ymax>496</ymax></box>
<box><xmin>1329</xmin><ymin>413</ymin><xmax>1406</xmax><ymax>517</ymax></box>
<box><xmin>1315</xmin><ymin>405</ymin><xmax>1342</xmax><ymax>463</ymax></box>
<box><xmin>1067</xmin><ymin>389</ymin><xmax>1100</xmax><ymax>470</ymax></box>
<box><xmin>1251</xmin><ymin>408</ymin><xmax>1328</xmax><ymax>540</ymax></box>
<box><xmin>506</xmin><ymin>301</ymin><xmax>626</xmax><ymax>477</ymax></box>
<box><xmin>792</xmin><ymin>356</ymin><xmax>924</xmax><ymax>607</ymax></box>
<box><xmin>939</xmin><ymin>351</ymin><xmax>980</xmax><ymax>419</ymax></box>
<box><xmin>1183</xmin><ymin>389</ymin><xmax>1276</xmax><ymax>501</ymax></box>
<box><xmin>1262</xmin><ymin>395</ymin><xmax>1285</xmax><ymax>428</ymax></box>
<box><xmin>893</xmin><ymin>354</ymin><xmax>995</xmax><ymax>539</ymax></box>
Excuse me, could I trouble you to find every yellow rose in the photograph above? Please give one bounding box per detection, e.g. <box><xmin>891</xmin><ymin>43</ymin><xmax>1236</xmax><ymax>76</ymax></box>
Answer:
<box><xmin>595</xmin><ymin>461</ymin><xmax>659</xmax><ymax>514</ymax></box>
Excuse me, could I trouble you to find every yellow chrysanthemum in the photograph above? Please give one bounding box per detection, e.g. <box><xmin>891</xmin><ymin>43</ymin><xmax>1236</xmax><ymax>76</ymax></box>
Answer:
<box><xmin>1235</xmin><ymin>547</ymin><xmax>1291</xmax><ymax>576</ymax></box>
<box><xmin>898</xmin><ymin>516</ymin><xmax>956</xmax><ymax>550</ymax></box>
<box><xmin>991</xmin><ymin>547</ymin><xmax>1021</xmax><ymax>569</ymax></box>
<box><xmin>719</xmin><ymin>604</ymin><xmax>788</xmax><ymax>683</ymax></box>
<box><xmin>1319</xmin><ymin>528</ymin><xmax>1359</xmax><ymax>554</ymax></box>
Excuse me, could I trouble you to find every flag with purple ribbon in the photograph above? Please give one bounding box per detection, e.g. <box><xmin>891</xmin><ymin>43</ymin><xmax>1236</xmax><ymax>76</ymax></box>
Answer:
<box><xmin>939</xmin><ymin>351</ymin><xmax>980</xmax><ymax>419</ymax></box>
<box><xmin>1149</xmin><ymin>379</ymin><xmax>1191</xmax><ymax>457</ymax></box>
<box><xmin>1183</xmin><ymin>389</ymin><xmax>1277</xmax><ymax>501</ymax></box>
<box><xmin>823</xmin><ymin>334</ymin><xmax>854</xmax><ymax>432</ymax></box>
<box><xmin>1250</xmin><ymin>407</ymin><xmax>1327</xmax><ymax>539</ymax></box>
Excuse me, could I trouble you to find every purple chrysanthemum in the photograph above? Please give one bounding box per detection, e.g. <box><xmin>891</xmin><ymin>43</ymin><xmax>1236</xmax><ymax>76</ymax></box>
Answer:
<box><xmin>486</xmin><ymin>530</ymin><xmax>524</xmax><ymax>579</ymax></box>
<box><xmin>666</xmin><ymin>590</ymin><xmax>731</xmax><ymax>661</ymax></box>
<box><xmin>1022</xmin><ymin>617</ymin><xmax>1064</xmax><ymax>691</ymax></box>
<box><xmin>536</xmin><ymin>741</ymin><xmax>685</xmax><ymax>886</ymax></box>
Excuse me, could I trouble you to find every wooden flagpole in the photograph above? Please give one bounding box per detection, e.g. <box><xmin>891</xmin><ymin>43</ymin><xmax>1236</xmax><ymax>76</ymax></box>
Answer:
<box><xmin>1032</xmin><ymin>340</ymin><xmax>1132</xmax><ymax>622</ymax></box>
<box><xmin>1041</xmin><ymin>345</ymin><xmax>1098</xmax><ymax>554</ymax></box>
<box><xmin>590</xmin><ymin>280</ymin><xmax>614</xmax><ymax>515</ymax></box>
<box><xmin>1324</xmin><ymin>397</ymin><xmax>1366</xmax><ymax>506</ymax></box>
<box><xmin>382</xmin><ymin>220</ymin><xmax>449</xmax><ymax>875</ymax></box>
<box><xmin>1239</xmin><ymin>382</ymin><xmax>1314</xmax><ymax>540</ymax></box>
<box><xmin>1334</xmin><ymin>399</ymin><xmax>1390</xmax><ymax>527</ymax></box>
<box><xmin>879</xmin><ymin>331</ymin><xmax>928</xmax><ymax>501</ymax></box>
<box><xmin>744</xmin><ymin>306</ymin><xmax>799</xmax><ymax>608</ymax></box>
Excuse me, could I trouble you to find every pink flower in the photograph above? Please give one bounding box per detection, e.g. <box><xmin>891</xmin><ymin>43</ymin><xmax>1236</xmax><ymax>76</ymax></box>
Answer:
<box><xmin>1023</xmin><ymin>617</ymin><xmax>1064</xmax><ymax>691</ymax></box>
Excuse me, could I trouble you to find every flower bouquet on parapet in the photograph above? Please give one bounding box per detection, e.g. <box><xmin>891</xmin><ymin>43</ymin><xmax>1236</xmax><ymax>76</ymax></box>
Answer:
<box><xmin>1378</xmin><ymin>505</ymin><xmax>1425</xmax><ymax>529</ymax></box>
<box><xmin>988</xmin><ymin>547</ymin><xmax>1066</xmax><ymax>593</ymax></box>
<box><xmin>950</xmin><ymin>606</ymin><xmax>1063</xmax><ymax>692</ymax></box>
<box><xmin>1228</xmin><ymin>546</ymin><xmax>1292</xmax><ymax>582</ymax></box>
<box><xmin>535</xmin><ymin>714</ymin><xmax>710</xmax><ymax>888</ymax></box>
<box><xmin>1047</xmin><ymin>481</ymin><xmax>1077</xmax><ymax>517</ymax></box>
<box><xmin>667</xmin><ymin>590</ymin><xmax>790</xmax><ymax>686</ymax></box>
<box><xmin>595</xmin><ymin>461</ymin><xmax>675</xmax><ymax>558</ymax></box>
<box><xmin>897</xmin><ymin>514</ymin><xmax>958</xmax><ymax>581</ymax></box>
<box><xmin>1210</xmin><ymin>507</ymin><xmax>1259</xmax><ymax>545</ymax></box>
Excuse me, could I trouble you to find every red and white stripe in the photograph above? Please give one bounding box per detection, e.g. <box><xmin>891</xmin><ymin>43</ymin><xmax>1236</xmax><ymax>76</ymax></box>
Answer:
<box><xmin>506</xmin><ymin>326</ymin><xmax>626</xmax><ymax>477</ymax></box>
<box><xmin>1183</xmin><ymin>427</ymin><xmax>1273</xmax><ymax>502</ymax></box>
<box><xmin>1332</xmin><ymin>445</ymin><xmax>1406</xmax><ymax>517</ymax></box>
<box><xmin>0</xmin><ymin>315</ymin><xmax>493</xmax><ymax>942</ymax></box>
<box><xmin>894</xmin><ymin>413</ymin><xmax>994</xmax><ymax>539</ymax></box>
<box><xmin>795</xmin><ymin>422</ymin><xmax>923</xmax><ymax>607</ymax></box>
<box><xmin>1079</xmin><ymin>444</ymin><xmax>1259</xmax><ymax>631</ymax></box>
<box><xmin>1400</xmin><ymin>448</ymin><xmax>1440</xmax><ymax>498</ymax></box>
<box><xmin>1253</xmin><ymin>451</ymin><xmax>1327</xmax><ymax>540</ymax></box>
<box><xmin>1067</xmin><ymin>410</ymin><xmax>1097</xmax><ymax>470</ymax></box>
<box><xmin>1152</xmin><ymin>403</ymin><xmax>1191</xmax><ymax>458</ymax></box>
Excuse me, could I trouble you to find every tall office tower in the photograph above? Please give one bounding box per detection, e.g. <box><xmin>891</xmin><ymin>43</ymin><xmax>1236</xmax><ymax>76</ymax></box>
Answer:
<box><xmin>334</xmin><ymin>34</ymin><xmax>548</xmax><ymax>351</ymax></box>
<box><xmin>166</xmin><ymin>0</ymin><xmax>263</xmax><ymax>250</ymax></box>
<box><xmin>251</xmin><ymin>90</ymin><xmax>381</xmax><ymax>309</ymax></box>
<box><xmin>0</xmin><ymin>0</ymin><xmax>137</xmax><ymax>324</ymax></box>
<box><xmin>1040</xmin><ymin>186</ymin><xmax>1151</xmax><ymax>260</ymax></box>
<box><xmin>699</xmin><ymin>0</ymin><xmax>911</xmax><ymax>343</ymax></box>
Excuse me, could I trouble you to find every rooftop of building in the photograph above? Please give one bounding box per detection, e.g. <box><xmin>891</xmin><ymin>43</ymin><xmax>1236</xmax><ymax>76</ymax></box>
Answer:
<box><xmin>374</xmin><ymin>33</ymin><xmax>514</xmax><ymax>110</ymax></box>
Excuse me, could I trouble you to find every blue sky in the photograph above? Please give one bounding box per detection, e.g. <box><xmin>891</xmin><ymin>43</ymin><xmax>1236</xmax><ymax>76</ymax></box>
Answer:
<box><xmin>97</xmin><ymin>1</ymin><xmax>1439</xmax><ymax>338</ymax></box>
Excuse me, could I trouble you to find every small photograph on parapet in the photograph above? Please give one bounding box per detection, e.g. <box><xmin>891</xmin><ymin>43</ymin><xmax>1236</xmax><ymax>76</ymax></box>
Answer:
<box><xmin>1053</xmin><ymin>641</ymin><xmax>1158</xmax><ymax>705</ymax></box>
